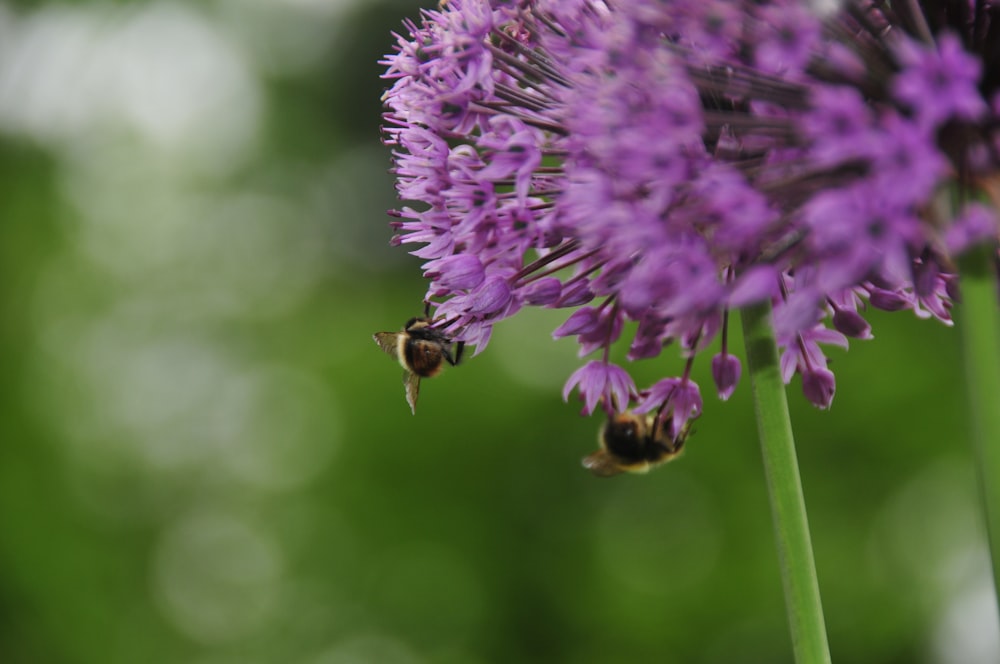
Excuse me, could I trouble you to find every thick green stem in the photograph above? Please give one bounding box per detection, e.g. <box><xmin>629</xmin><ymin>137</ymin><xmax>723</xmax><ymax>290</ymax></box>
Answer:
<box><xmin>740</xmin><ymin>301</ymin><xmax>831</xmax><ymax>664</ymax></box>
<box><xmin>957</xmin><ymin>244</ymin><xmax>1000</xmax><ymax>608</ymax></box>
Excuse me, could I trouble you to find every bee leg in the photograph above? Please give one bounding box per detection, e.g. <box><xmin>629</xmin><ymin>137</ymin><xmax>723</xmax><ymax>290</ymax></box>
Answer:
<box><xmin>670</xmin><ymin>421</ymin><xmax>694</xmax><ymax>452</ymax></box>
<box><xmin>441</xmin><ymin>340</ymin><xmax>464</xmax><ymax>367</ymax></box>
<box><xmin>650</xmin><ymin>401</ymin><xmax>669</xmax><ymax>439</ymax></box>
<box><xmin>423</xmin><ymin>300</ymin><xmax>433</xmax><ymax>318</ymax></box>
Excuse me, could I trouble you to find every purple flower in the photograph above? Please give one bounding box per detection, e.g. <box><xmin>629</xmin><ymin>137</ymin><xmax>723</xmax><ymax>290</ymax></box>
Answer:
<box><xmin>522</xmin><ymin>277</ymin><xmax>562</xmax><ymax>306</ymax></box>
<box><xmin>423</xmin><ymin>254</ymin><xmax>486</xmax><ymax>292</ymax></box>
<box><xmin>752</xmin><ymin>3</ymin><xmax>819</xmax><ymax>76</ymax></box>
<box><xmin>552</xmin><ymin>307</ymin><xmax>600</xmax><ymax>339</ymax></box>
<box><xmin>562</xmin><ymin>361</ymin><xmax>637</xmax><ymax>416</ymax></box>
<box><xmin>728</xmin><ymin>266</ymin><xmax>781</xmax><ymax>308</ymax></box>
<box><xmin>467</xmin><ymin>277</ymin><xmax>512</xmax><ymax>315</ymax></box>
<box><xmin>779</xmin><ymin>324</ymin><xmax>847</xmax><ymax>408</ymax></box>
<box><xmin>802</xmin><ymin>368</ymin><xmax>837</xmax><ymax>410</ymax></box>
<box><xmin>828</xmin><ymin>291</ymin><xmax>873</xmax><ymax>340</ymax></box>
<box><xmin>711</xmin><ymin>353</ymin><xmax>742</xmax><ymax>401</ymax></box>
<box><xmin>382</xmin><ymin>0</ymin><xmax>1000</xmax><ymax>432</ymax></box>
<box><xmin>634</xmin><ymin>377</ymin><xmax>703</xmax><ymax>438</ymax></box>
<box><xmin>801</xmin><ymin>86</ymin><xmax>875</xmax><ymax>166</ymax></box>
<box><xmin>831</xmin><ymin>308</ymin><xmax>872</xmax><ymax>341</ymax></box>
<box><xmin>892</xmin><ymin>32</ymin><xmax>988</xmax><ymax>131</ymax></box>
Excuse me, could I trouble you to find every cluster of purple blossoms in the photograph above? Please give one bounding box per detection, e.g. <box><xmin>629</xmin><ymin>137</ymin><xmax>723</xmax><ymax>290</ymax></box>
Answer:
<box><xmin>380</xmin><ymin>0</ymin><xmax>1000</xmax><ymax>431</ymax></box>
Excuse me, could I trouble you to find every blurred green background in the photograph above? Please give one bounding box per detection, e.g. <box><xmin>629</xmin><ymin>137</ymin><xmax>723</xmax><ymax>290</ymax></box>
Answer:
<box><xmin>0</xmin><ymin>1</ymin><xmax>996</xmax><ymax>663</ymax></box>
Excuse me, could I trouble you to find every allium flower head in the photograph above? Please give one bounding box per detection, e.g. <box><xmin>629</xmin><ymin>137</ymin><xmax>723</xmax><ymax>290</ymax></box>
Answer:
<box><xmin>381</xmin><ymin>0</ymin><xmax>1000</xmax><ymax>421</ymax></box>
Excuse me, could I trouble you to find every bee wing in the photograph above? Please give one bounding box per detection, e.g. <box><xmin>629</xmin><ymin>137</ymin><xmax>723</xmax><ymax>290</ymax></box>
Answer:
<box><xmin>373</xmin><ymin>332</ymin><xmax>401</xmax><ymax>359</ymax></box>
<box><xmin>404</xmin><ymin>370</ymin><xmax>420</xmax><ymax>415</ymax></box>
<box><xmin>582</xmin><ymin>450</ymin><xmax>626</xmax><ymax>478</ymax></box>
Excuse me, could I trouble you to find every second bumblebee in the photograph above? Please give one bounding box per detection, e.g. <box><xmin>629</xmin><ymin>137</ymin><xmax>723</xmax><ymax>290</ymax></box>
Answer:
<box><xmin>583</xmin><ymin>411</ymin><xmax>689</xmax><ymax>477</ymax></box>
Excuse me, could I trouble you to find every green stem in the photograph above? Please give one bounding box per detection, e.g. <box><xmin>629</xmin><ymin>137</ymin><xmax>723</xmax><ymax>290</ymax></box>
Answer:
<box><xmin>740</xmin><ymin>301</ymin><xmax>831</xmax><ymax>664</ymax></box>
<box><xmin>956</xmin><ymin>243</ymin><xmax>1000</xmax><ymax>608</ymax></box>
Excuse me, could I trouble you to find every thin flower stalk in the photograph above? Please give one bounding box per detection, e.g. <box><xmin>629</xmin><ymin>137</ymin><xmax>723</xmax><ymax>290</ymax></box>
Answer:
<box><xmin>958</xmin><ymin>243</ymin><xmax>1000</xmax><ymax>605</ymax></box>
<box><xmin>742</xmin><ymin>300</ymin><xmax>831</xmax><ymax>664</ymax></box>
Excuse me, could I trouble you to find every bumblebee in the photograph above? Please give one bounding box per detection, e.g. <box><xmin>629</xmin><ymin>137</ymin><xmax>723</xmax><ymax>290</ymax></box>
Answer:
<box><xmin>373</xmin><ymin>317</ymin><xmax>464</xmax><ymax>414</ymax></box>
<box><xmin>582</xmin><ymin>411</ymin><xmax>689</xmax><ymax>477</ymax></box>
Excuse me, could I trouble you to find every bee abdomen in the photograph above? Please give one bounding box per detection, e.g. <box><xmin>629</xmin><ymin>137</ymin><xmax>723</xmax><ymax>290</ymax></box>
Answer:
<box><xmin>406</xmin><ymin>339</ymin><xmax>445</xmax><ymax>377</ymax></box>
